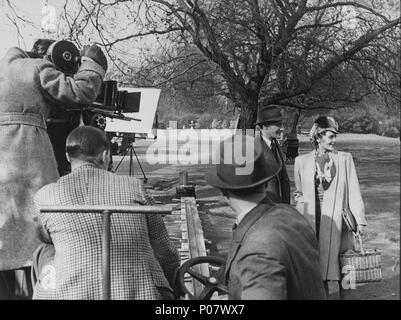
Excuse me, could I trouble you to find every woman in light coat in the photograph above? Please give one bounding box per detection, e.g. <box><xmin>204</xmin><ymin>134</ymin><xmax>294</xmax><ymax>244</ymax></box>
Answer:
<box><xmin>294</xmin><ymin>116</ymin><xmax>367</xmax><ymax>298</ymax></box>
<box><xmin>0</xmin><ymin>39</ymin><xmax>107</xmax><ymax>299</ymax></box>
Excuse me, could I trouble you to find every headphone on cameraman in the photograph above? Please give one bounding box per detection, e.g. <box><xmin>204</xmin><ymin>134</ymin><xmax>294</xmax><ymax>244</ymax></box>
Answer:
<box><xmin>45</xmin><ymin>40</ymin><xmax>81</xmax><ymax>76</ymax></box>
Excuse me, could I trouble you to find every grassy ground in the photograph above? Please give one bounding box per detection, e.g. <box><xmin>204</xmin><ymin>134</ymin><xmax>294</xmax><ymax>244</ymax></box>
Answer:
<box><xmin>117</xmin><ymin>133</ymin><xmax>400</xmax><ymax>300</ymax></box>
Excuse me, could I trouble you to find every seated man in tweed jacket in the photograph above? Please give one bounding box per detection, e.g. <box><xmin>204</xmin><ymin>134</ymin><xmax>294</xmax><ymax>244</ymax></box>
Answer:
<box><xmin>32</xmin><ymin>126</ymin><xmax>179</xmax><ymax>300</ymax></box>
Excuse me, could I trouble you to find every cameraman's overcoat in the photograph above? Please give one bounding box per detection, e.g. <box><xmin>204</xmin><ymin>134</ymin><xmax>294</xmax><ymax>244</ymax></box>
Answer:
<box><xmin>0</xmin><ymin>47</ymin><xmax>105</xmax><ymax>271</ymax></box>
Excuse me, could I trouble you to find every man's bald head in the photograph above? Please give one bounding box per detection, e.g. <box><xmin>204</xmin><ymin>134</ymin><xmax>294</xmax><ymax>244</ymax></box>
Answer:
<box><xmin>66</xmin><ymin>126</ymin><xmax>110</xmax><ymax>166</ymax></box>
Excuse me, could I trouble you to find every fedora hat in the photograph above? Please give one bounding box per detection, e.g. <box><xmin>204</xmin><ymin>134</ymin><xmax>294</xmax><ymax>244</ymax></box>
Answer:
<box><xmin>256</xmin><ymin>105</ymin><xmax>282</xmax><ymax>126</ymax></box>
<box><xmin>206</xmin><ymin>135</ymin><xmax>281</xmax><ymax>190</ymax></box>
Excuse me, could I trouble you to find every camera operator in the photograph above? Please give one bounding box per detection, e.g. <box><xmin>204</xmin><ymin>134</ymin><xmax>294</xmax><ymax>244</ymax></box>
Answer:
<box><xmin>0</xmin><ymin>39</ymin><xmax>107</xmax><ymax>299</ymax></box>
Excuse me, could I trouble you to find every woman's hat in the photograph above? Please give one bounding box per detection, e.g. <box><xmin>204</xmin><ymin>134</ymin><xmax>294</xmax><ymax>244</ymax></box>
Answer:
<box><xmin>310</xmin><ymin>116</ymin><xmax>339</xmax><ymax>139</ymax></box>
<box><xmin>255</xmin><ymin>105</ymin><xmax>282</xmax><ymax>126</ymax></box>
<box><xmin>205</xmin><ymin>135</ymin><xmax>281</xmax><ymax>190</ymax></box>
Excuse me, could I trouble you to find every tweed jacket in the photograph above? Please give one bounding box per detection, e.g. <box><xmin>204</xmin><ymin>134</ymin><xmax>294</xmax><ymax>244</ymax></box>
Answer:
<box><xmin>225</xmin><ymin>197</ymin><xmax>326</xmax><ymax>300</ymax></box>
<box><xmin>0</xmin><ymin>47</ymin><xmax>105</xmax><ymax>271</ymax></box>
<box><xmin>32</xmin><ymin>165</ymin><xmax>179</xmax><ymax>300</ymax></box>
<box><xmin>256</xmin><ymin>134</ymin><xmax>291</xmax><ymax>204</ymax></box>
<box><xmin>294</xmin><ymin>150</ymin><xmax>367</xmax><ymax>280</ymax></box>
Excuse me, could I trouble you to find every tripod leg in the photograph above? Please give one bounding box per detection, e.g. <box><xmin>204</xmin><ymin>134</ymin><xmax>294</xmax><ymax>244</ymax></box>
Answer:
<box><xmin>113</xmin><ymin>148</ymin><xmax>128</xmax><ymax>172</ymax></box>
<box><xmin>129</xmin><ymin>147</ymin><xmax>133</xmax><ymax>176</ymax></box>
<box><xmin>131</xmin><ymin>146</ymin><xmax>147</xmax><ymax>183</ymax></box>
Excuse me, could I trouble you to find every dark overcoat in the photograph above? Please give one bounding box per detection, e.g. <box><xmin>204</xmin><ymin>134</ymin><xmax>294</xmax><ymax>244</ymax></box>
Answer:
<box><xmin>225</xmin><ymin>197</ymin><xmax>326</xmax><ymax>300</ymax></box>
<box><xmin>256</xmin><ymin>134</ymin><xmax>291</xmax><ymax>204</ymax></box>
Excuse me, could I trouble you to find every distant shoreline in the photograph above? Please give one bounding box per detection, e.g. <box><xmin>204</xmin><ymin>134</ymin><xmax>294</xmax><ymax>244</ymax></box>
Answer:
<box><xmin>297</xmin><ymin>133</ymin><xmax>400</xmax><ymax>143</ymax></box>
<box><xmin>148</xmin><ymin>130</ymin><xmax>400</xmax><ymax>144</ymax></box>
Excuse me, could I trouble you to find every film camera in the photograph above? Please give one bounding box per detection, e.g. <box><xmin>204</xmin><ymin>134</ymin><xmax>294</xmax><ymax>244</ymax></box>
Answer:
<box><xmin>46</xmin><ymin>40</ymin><xmax>141</xmax><ymax>128</ymax></box>
<box><xmin>89</xmin><ymin>80</ymin><xmax>141</xmax><ymax>130</ymax></box>
<box><xmin>46</xmin><ymin>40</ymin><xmax>142</xmax><ymax>175</ymax></box>
<box><xmin>45</xmin><ymin>40</ymin><xmax>81</xmax><ymax>76</ymax></box>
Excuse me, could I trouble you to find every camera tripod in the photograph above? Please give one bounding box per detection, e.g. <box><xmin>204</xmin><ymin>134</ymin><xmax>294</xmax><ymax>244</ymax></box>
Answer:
<box><xmin>113</xmin><ymin>136</ymin><xmax>147</xmax><ymax>183</ymax></box>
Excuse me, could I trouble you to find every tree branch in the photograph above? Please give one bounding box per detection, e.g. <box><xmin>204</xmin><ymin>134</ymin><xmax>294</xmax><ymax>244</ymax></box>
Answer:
<box><xmin>306</xmin><ymin>1</ymin><xmax>391</xmax><ymax>23</ymax></box>
<box><xmin>268</xmin><ymin>17</ymin><xmax>400</xmax><ymax>103</ymax></box>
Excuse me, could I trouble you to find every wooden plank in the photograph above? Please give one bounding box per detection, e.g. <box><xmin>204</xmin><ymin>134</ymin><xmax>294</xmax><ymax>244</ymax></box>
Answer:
<box><xmin>179</xmin><ymin>171</ymin><xmax>188</xmax><ymax>185</ymax></box>
<box><xmin>182</xmin><ymin>197</ymin><xmax>209</xmax><ymax>297</ymax></box>
<box><xmin>163</xmin><ymin>206</ymin><xmax>193</xmax><ymax>296</ymax></box>
<box><xmin>164</xmin><ymin>197</ymin><xmax>210</xmax><ymax>299</ymax></box>
<box><xmin>180</xmin><ymin>198</ymin><xmax>194</xmax><ymax>295</ymax></box>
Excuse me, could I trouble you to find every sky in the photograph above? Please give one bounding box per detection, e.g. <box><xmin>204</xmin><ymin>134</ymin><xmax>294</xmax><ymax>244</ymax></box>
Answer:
<box><xmin>0</xmin><ymin>0</ymin><xmax>158</xmax><ymax>71</ymax></box>
<box><xmin>0</xmin><ymin>0</ymin><xmax>65</xmax><ymax>56</ymax></box>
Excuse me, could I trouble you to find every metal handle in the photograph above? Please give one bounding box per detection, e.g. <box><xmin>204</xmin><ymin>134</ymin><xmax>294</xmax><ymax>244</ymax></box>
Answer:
<box><xmin>40</xmin><ymin>205</ymin><xmax>172</xmax><ymax>214</ymax></box>
<box><xmin>353</xmin><ymin>233</ymin><xmax>365</xmax><ymax>255</ymax></box>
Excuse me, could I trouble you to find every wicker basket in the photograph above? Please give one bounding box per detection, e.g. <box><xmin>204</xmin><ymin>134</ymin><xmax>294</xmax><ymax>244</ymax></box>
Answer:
<box><xmin>339</xmin><ymin>235</ymin><xmax>382</xmax><ymax>283</ymax></box>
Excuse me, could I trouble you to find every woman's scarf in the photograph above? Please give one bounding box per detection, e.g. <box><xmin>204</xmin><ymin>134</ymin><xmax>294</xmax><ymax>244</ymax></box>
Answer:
<box><xmin>315</xmin><ymin>151</ymin><xmax>336</xmax><ymax>190</ymax></box>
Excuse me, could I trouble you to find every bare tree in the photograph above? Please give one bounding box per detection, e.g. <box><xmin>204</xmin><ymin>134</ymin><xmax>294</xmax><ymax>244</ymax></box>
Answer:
<box><xmin>54</xmin><ymin>1</ymin><xmax>401</xmax><ymax>129</ymax></box>
<box><xmin>0</xmin><ymin>0</ymin><xmax>39</xmax><ymax>49</ymax></box>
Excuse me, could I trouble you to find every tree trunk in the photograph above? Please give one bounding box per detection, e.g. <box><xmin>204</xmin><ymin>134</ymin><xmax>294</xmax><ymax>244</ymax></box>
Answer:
<box><xmin>284</xmin><ymin>108</ymin><xmax>301</xmax><ymax>139</ymax></box>
<box><xmin>238</xmin><ymin>99</ymin><xmax>258</xmax><ymax>132</ymax></box>
<box><xmin>281</xmin><ymin>108</ymin><xmax>301</xmax><ymax>161</ymax></box>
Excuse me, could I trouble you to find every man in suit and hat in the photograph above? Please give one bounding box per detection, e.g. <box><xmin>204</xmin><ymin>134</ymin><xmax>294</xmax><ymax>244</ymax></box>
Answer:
<box><xmin>205</xmin><ymin>135</ymin><xmax>326</xmax><ymax>300</ymax></box>
<box><xmin>255</xmin><ymin>105</ymin><xmax>290</xmax><ymax>204</ymax></box>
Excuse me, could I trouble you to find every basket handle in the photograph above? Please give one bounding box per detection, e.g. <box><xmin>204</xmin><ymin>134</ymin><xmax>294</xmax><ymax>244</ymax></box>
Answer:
<box><xmin>353</xmin><ymin>232</ymin><xmax>365</xmax><ymax>255</ymax></box>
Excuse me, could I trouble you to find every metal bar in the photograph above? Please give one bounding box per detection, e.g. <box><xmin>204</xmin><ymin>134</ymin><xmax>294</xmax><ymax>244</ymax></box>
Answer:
<box><xmin>39</xmin><ymin>205</ymin><xmax>172</xmax><ymax>214</ymax></box>
<box><xmin>102</xmin><ymin>210</ymin><xmax>111</xmax><ymax>300</ymax></box>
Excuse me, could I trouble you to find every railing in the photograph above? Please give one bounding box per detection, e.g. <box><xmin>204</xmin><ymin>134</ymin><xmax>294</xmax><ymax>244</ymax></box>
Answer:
<box><xmin>39</xmin><ymin>205</ymin><xmax>172</xmax><ymax>300</ymax></box>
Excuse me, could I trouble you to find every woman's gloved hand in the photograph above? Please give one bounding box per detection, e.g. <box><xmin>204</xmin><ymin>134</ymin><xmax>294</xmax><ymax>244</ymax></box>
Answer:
<box><xmin>356</xmin><ymin>225</ymin><xmax>365</xmax><ymax>236</ymax></box>
<box><xmin>81</xmin><ymin>44</ymin><xmax>108</xmax><ymax>72</ymax></box>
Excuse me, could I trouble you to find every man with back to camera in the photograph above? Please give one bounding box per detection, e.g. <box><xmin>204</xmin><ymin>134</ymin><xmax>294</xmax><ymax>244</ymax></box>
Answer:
<box><xmin>31</xmin><ymin>126</ymin><xmax>180</xmax><ymax>299</ymax></box>
<box><xmin>205</xmin><ymin>135</ymin><xmax>326</xmax><ymax>299</ymax></box>
<box><xmin>0</xmin><ymin>39</ymin><xmax>107</xmax><ymax>299</ymax></box>
<box><xmin>255</xmin><ymin>105</ymin><xmax>291</xmax><ymax>204</ymax></box>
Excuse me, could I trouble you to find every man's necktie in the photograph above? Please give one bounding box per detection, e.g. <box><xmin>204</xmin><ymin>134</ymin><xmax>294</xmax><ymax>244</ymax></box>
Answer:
<box><xmin>270</xmin><ymin>138</ymin><xmax>279</xmax><ymax>162</ymax></box>
<box><xmin>270</xmin><ymin>138</ymin><xmax>283</xmax><ymax>200</ymax></box>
